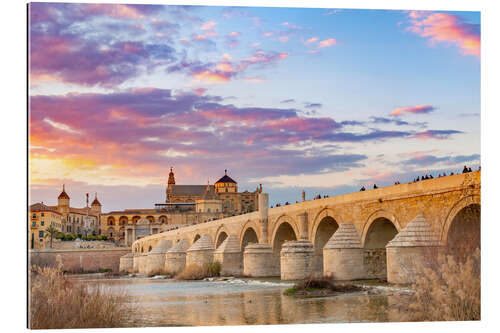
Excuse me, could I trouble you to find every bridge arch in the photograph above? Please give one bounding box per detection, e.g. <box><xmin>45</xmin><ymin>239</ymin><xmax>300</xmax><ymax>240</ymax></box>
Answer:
<box><xmin>309</xmin><ymin>207</ymin><xmax>343</xmax><ymax>240</ymax></box>
<box><xmin>361</xmin><ymin>209</ymin><xmax>400</xmax><ymax>246</ymax></box>
<box><xmin>192</xmin><ymin>234</ymin><xmax>201</xmax><ymax>245</ymax></box>
<box><xmin>270</xmin><ymin>214</ymin><xmax>300</xmax><ymax>249</ymax></box>
<box><xmin>362</xmin><ymin>209</ymin><xmax>400</xmax><ymax>279</ymax></box>
<box><xmin>271</xmin><ymin>215</ymin><xmax>299</xmax><ymax>273</ymax></box>
<box><xmin>215</xmin><ymin>225</ymin><xmax>229</xmax><ymax>249</ymax></box>
<box><xmin>239</xmin><ymin>220</ymin><xmax>260</xmax><ymax>251</ymax></box>
<box><xmin>442</xmin><ymin>195</ymin><xmax>480</xmax><ymax>252</ymax></box>
<box><xmin>310</xmin><ymin>208</ymin><xmax>341</xmax><ymax>274</ymax></box>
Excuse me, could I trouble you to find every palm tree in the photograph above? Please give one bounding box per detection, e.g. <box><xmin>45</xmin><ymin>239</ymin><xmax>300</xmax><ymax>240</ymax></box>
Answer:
<box><xmin>44</xmin><ymin>225</ymin><xmax>59</xmax><ymax>249</ymax></box>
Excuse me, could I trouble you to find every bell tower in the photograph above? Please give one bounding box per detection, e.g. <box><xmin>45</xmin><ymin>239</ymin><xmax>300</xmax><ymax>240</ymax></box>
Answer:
<box><xmin>166</xmin><ymin>167</ymin><xmax>175</xmax><ymax>203</ymax></box>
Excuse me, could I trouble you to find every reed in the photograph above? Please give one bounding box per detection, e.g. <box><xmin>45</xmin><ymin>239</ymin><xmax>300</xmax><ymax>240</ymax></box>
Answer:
<box><xmin>29</xmin><ymin>265</ymin><xmax>130</xmax><ymax>329</ymax></box>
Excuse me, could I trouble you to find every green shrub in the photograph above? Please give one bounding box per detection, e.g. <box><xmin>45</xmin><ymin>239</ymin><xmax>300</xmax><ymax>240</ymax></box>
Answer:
<box><xmin>64</xmin><ymin>234</ymin><xmax>75</xmax><ymax>241</ymax></box>
<box><xmin>55</xmin><ymin>232</ymin><xmax>65</xmax><ymax>240</ymax></box>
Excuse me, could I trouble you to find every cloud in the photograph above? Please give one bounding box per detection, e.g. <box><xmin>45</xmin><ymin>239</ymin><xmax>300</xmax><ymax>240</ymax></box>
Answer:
<box><xmin>411</xmin><ymin>129</ymin><xmax>463</xmax><ymax>140</ymax></box>
<box><xmin>318</xmin><ymin>38</ymin><xmax>337</xmax><ymax>48</ymax></box>
<box><xmin>304</xmin><ymin>102</ymin><xmax>322</xmax><ymax>109</ymax></box>
<box><xmin>406</xmin><ymin>11</ymin><xmax>480</xmax><ymax>57</ymax></box>
<box><xmin>201</xmin><ymin>20</ymin><xmax>217</xmax><ymax>37</ymax></box>
<box><xmin>400</xmin><ymin>153</ymin><xmax>480</xmax><ymax>167</ymax></box>
<box><xmin>29</xmin><ymin>3</ymin><xmax>177</xmax><ymax>87</ymax></box>
<box><xmin>167</xmin><ymin>50</ymin><xmax>289</xmax><ymax>84</ymax></box>
<box><xmin>280</xmin><ymin>99</ymin><xmax>295</xmax><ymax>104</ymax></box>
<box><xmin>390</xmin><ymin>105</ymin><xmax>436</xmax><ymax>116</ymax></box>
<box><xmin>43</xmin><ymin>118</ymin><xmax>81</xmax><ymax>134</ymax></box>
<box><xmin>305</xmin><ymin>37</ymin><xmax>319</xmax><ymax>45</ymax></box>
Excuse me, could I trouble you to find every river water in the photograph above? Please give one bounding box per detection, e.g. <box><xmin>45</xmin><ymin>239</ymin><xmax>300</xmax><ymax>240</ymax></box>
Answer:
<box><xmin>72</xmin><ymin>275</ymin><xmax>411</xmax><ymax>327</ymax></box>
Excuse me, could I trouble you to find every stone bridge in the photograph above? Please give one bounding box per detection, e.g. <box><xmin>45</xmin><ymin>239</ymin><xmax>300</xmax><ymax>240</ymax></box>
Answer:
<box><xmin>123</xmin><ymin>171</ymin><xmax>480</xmax><ymax>283</ymax></box>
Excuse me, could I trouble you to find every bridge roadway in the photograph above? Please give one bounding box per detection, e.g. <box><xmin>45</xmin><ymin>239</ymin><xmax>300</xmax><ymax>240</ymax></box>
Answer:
<box><xmin>124</xmin><ymin>171</ymin><xmax>480</xmax><ymax>283</ymax></box>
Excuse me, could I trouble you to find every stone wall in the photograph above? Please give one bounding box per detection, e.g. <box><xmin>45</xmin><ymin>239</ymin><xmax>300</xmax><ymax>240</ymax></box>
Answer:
<box><xmin>29</xmin><ymin>248</ymin><xmax>131</xmax><ymax>273</ymax></box>
<box><xmin>363</xmin><ymin>249</ymin><xmax>387</xmax><ymax>279</ymax></box>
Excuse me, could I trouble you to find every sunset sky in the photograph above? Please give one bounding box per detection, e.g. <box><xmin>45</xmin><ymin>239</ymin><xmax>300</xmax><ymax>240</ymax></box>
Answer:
<box><xmin>28</xmin><ymin>2</ymin><xmax>480</xmax><ymax>211</ymax></box>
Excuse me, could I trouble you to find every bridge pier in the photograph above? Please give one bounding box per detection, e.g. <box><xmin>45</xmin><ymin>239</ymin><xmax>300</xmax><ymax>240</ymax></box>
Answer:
<box><xmin>323</xmin><ymin>223</ymin><xmax>365</xmax><ymax>280</ymax></box>
<box><xmin>186</xmin><ymin>234</ymin><xmax>215</xmax><ymax>268</ymax></box>
<box><xmin>280</xmin><ymin>240</ymin><xmax>314</xmax><ymax>280</ymax></box>
<box><xmin>243</xmin><ymin>243</ymin><xmax>278</xmax><ymax>277</ymax></box>
<box><xmin>165</xmin><ymin>239</ymin><xmax>189</xmax><ymax>275</ymax></box>
<box><xmin>213</xmin><ymin>234</ymin><xmax>242</xmax><ymax>276</ymax></box>
<box><xmin>137</xmin><ymin>253</ymin><xmax>148</xmax><ymax>274</ymax></box>
<box><xmin>258</xmin><ymin>193</ymin><xmax>269</xmax><ymax>243</ymax></box>
<box><xmin>132</xmin><ymin>253</ymin><xmax>140</xmax><ymax>273</ymax></box>
<box><xmin>297</xmin><ymin>212</ymin><xmax>309</xmax><ymax>240</ymax></box>
<box><xmin>145</xmin><ymin>240</ymin><xmax>172</xmax><ymax>276</ymax></box>
<box><xmin>386</xmin><ymin>214</ymin><xmax>443</xmax><ymax>284</ymax></box>
<box><xmin>119</xmin><ymin>253</ymin><xmax>134</xmax><ymax>273</ymax></box>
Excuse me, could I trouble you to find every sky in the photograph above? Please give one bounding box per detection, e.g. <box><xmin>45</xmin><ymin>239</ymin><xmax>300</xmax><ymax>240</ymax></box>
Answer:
<box><xmin>28</xmin><ymin>2</ymin><xmax>480</xmax><ymax>211</ymax></box>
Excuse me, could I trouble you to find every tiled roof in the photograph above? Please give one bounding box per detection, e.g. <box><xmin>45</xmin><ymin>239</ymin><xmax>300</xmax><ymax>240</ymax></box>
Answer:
<box><xmin>171</xmin><ymin>185</ymin><xmax>210</xmax><ymax>196</ymax></box>
<box><xmin>58</xmin><ymin>190</ymin><xmax>69</xmax><ymax>199</ymax></box>
<box><xmin>68</xmin><ymin>207</ymin><xmax>98</xmax><ymax>218</ymax></box>
<box><xmin>29</xmin><ymin>202</ymin><xmax>62</xmax><ymax>215</ymax></box>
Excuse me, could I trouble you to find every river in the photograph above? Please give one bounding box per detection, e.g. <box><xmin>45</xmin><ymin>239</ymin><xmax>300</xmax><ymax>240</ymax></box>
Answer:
<box><xmin>72</xmin><ymin>275</ymin><xmax>412</xmax><ymax>327</ymax></box>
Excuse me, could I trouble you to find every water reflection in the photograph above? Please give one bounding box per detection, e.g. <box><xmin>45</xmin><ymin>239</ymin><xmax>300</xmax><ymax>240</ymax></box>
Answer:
<box><xmin>77</xmin><ymin>276</ymin><xmax>410</xmax><ymax>327</ymax></box>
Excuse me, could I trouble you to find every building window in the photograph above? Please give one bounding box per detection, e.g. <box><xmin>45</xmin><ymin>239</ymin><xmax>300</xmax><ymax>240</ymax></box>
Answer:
<box><xmin>41</xmin><ymin>213</ymin><xmax>44</xmax><ymax>217</ymax></box>
<box><xmin>32</xmin><ymin>213</ymin><xmax>36</xmax><ymax>218</ymax></box>
<box><xmin>32</xmin><ymin>222</ymin><xmax>36</xmax><ymax>227</ymax></box>
<box><xmin>39</xmin><ymin>231</ymin><xmax>44</xmax><ymax>237</ymax></box>
<box><xmin>41</xmin><ymin>221</ymin><xmax>44</xmax><ymax>226</ymax></box>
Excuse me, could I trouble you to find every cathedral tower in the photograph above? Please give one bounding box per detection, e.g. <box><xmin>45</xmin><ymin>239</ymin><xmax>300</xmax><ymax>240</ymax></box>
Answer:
<box><xmin>166</xmin><ymin>167</ymin><xmax>176</xmax><ymax>202</ymax></box>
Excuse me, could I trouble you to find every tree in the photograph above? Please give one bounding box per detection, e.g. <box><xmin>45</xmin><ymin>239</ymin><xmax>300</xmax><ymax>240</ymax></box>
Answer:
<box><xmin>44</xmin><ymin>225</ymin><xmax>59</xmax><ymax>249</ymax></box>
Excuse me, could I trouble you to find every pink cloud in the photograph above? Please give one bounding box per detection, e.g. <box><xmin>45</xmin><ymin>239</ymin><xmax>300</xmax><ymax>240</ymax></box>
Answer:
<box><xmin>201</xmin><ymin>20</ymin><xmax>217</xmax><ymax>37</ymax></box>
<box><xmin>85</xmin><ymin>4</ymin><xmax>147</xmax><ymax>19</ymax></box>
<box><xmin>222</xmin><ymin>53</ymin><xmax>232</xmax><ymax>61</ymax></box>
<box><xmin>391</xmin><ymin>105</ymin><xmax>436</xmax><ymax>116</ymax></box>
<box><xmin>407</xmin><ymin>11</ymin><xmax>480</xmax><ymax>57</ymax></box>
<box><xmin>192</xmin><ymin>88</ymin><xmax>207</xmax><ymax>96</ymax></box>
<box><xmin>228</xmin><ymin>31</ymin><xmax>241</xmax><ymax>37</ymax></box>
<box><xmin>318</xmin><ymin>38</ymin><xmax>337</xmax><ymax>48</ymax></box>
<box><xmin>305</xmin><ymin>37</ymin><xmax>319</xmax><ymax>45</ymax></box>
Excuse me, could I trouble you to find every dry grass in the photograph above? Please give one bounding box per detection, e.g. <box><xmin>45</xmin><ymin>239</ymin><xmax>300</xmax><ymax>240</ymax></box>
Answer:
<box><xmin>175</xmin><ymin>261</ymin><xmax>221</xmax><ymax>280</ymax></box>
<box><xmin>406</xmin><ymin>247</ymin><xmax>480</xmax><ymax>321</ymax></box>
<box><xmin>29</xmin><ymin>265</ymin><xmax>130</xmax><ymax>329</ymax></box>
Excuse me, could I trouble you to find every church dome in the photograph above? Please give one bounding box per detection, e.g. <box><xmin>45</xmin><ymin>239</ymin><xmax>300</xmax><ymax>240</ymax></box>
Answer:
<box><xmin>215</xmin><ymin>170</ymin><xmax>237</xmax><ymax>184</ymax></box>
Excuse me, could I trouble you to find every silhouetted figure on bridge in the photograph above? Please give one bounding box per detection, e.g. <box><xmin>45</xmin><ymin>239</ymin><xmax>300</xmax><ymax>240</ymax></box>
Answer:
<box><xmin>373</xmin><ymin>184</ymin><xmax>378</xmax><ymax>189</ymax></box>
<box><xmin>463</xmin><ymin>165</ymin><xmax>469</xmax><ymax>174</ymax></box>
<box><xmin>360</xmin><ymin>186</ymin><xmax>366</xmax><ymax>191</ymax></box>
